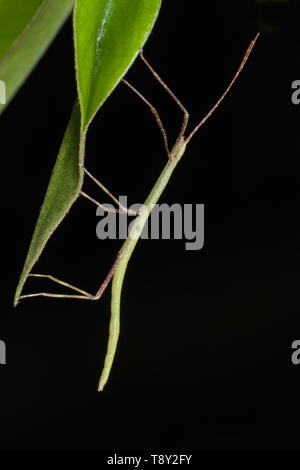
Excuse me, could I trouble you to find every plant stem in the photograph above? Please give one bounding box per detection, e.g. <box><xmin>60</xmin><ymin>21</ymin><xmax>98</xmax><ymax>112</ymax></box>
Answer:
<box><xmin>98</xmin><ymin>140</ymin><xmax>186</xmax><ymax>391</ymax></box>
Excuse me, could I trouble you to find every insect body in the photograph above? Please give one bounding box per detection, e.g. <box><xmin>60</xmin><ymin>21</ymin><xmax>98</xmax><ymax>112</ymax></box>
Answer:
<box><xmin>18</xmin><ymin>34</ymin><xmax>260</xmax><ymax>391</ymax></box>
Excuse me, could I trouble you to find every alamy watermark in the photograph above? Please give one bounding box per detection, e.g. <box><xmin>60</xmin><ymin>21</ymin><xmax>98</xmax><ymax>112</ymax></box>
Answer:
<box><xmin>291</xmin><ymin>340</ymin><xmax>300</xmax><ymax>366</ymax></box>
<box><xmin>291</xmin><ymin>80</ymin><xmax>300</xmax><ymax>105</ymax></box>
<box><xmin>0</xmin><ymin>80</ymin><xmax>6</xmax><ymax>105</ymax></box>
<box><xmin>96</xmin><ymin>198</ymin><xmax>204</xmax><ymax>251</ymax></box>
<box><xmin>0</xmin><ymin>340</ymin><xmax>6</xmax><ymax>365</ymax></box>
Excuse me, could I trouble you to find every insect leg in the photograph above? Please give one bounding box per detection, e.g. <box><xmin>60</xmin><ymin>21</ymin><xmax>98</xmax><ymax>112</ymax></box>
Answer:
<box><xmin>19</xmin><ymin>250</ymin><xmax>124</xmax><ymax>302</ymax></box>
<box><xmin>139</xmin><ymin>49</ymin><xmax>189</xmax><ymax>143</ymax></box>
<box><xmin>19</xmin><ymin>273</ymin><xmax>94</xmax><ymax>300</ymax></box>
<box><xmin>122</xmin><ymin>78</ymin><xmax>170</xmax><ymax>158</ymax></box>
<box><xmin>81</xmin><ymin>168</ymin><xmax>138</xmax><ymax>216</ymax></box>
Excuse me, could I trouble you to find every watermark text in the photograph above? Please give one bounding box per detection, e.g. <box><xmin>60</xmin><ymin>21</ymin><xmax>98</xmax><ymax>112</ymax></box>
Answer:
<box><xmin>0</xmin><ymin>339</ymin><xmax>6</xmax><ymax>365</ymax></box>
<box><xmin>96</xmin><ymin>199</ymin><xmax>204</xmax><ymax>251</ymax></box>
<box><xmin>0</xmin><ymin>80</ymin><xmax>6</xmax><ymax>105</ymax></box>
<box><xmin>291</xmin><ymin>80</ymin><xmax>300</xmax><ymax>105</ymax></box>
<box><xmin>291</xmin><ymin>340</ymin><xmax>300</xmax><ymax>365</ymax></box>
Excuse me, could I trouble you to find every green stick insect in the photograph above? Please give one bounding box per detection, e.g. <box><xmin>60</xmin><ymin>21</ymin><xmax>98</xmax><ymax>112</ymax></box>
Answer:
<box><xmin>19</xmin><ymin>33</ymin><xmax>260</xmax><ymax>391</ymax></box>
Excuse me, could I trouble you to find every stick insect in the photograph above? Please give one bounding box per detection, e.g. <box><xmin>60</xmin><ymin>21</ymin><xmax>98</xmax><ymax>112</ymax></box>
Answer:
<box><xmin>19</xmin><ymin>33</ymin><xmax>260</xmax><ymax>391</ymax></box>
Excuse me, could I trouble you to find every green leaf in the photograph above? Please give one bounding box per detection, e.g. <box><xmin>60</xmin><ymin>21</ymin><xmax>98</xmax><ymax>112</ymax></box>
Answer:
<box><xmin>74</xmin><ymin>0</ymin><xmax>162</xmax><ymax>131</ymax></box>
<box><xmin>0</xmin><ymin>0</ymin><xmax>43</xmax><ymax>59</ymax></box>
<box><xmin>14</xmin><ymin>0</ymin><xmax>161</xmax><ymax>304</ymax></box>
<box><xmin>14</xmin><ymin>102</ymin><xmax>85</xmax><ymax>306</ymax></box>
<box><xmin>0</xmin><ymin>0</ymin><xmax>74</xmax><ymax>115</ymax></box>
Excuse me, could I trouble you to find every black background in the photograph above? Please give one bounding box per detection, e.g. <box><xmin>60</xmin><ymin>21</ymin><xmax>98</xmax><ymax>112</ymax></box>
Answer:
<box><xmin>1</xmin><ymin>0</ymin><xmax>300</xmax><ymax>451</ymax></box>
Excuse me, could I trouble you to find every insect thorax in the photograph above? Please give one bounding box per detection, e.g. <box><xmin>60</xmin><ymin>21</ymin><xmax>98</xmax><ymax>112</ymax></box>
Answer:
<box><xmin>171</xmin><ymin>137</ymin><xmax>186</xmax><ymax>161</ymax></box>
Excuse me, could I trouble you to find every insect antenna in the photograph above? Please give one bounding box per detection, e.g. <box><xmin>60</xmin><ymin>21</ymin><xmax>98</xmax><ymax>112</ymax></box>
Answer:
<box><xmin>185</xmin><ymin>33</ymin><xmax>260</xmax><ymax>145</ymax></box>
